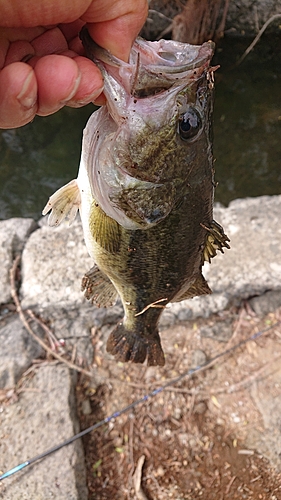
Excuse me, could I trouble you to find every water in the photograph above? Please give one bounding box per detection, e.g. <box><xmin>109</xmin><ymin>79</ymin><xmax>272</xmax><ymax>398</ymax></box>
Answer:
<box><xmin>213</xmin><ymin>35</ymin><xmax>281</xmax><ymax>206</ymax></box>
<box><xmin>0</xmin><ymin>35</ymin><xmax>280</xmax><ymax>220</ymax></box>
<box><xmin>0</xmin><ymin>105</ymin><xmax>94</xmax><ymax>220</ymax></box>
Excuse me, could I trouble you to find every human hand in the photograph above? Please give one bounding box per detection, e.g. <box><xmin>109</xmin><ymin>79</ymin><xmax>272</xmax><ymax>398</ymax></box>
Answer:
<box><xmin>0</xmin><ymin>0</ymin><xmax>148</xmax><ymax>129</ymax></box>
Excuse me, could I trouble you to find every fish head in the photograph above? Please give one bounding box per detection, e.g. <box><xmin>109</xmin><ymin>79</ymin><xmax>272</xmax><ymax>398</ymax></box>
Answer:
<box><xmin>81</xmin><ymin>30</ymin><xmax>215</xmax><ymax>229</ymax></box>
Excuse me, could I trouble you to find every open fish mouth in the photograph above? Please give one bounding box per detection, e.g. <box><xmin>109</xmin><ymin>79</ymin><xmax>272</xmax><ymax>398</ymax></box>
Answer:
<box><xmin>80</xmin><ymin>27</ymin><xmax>215</xmax><ymax>97</ymax></box>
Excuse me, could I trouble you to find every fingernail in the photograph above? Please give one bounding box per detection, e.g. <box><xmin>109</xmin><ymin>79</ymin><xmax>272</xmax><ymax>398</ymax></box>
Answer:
<box><xmin>60</xmin><ymin>72</ymin><xmax>82</xmax><ymax>105</ymax></box>
<box><xmin>16</xmin><ymin>70</ymin><xmax>37</xmax><ymax>109</ymax></box>
<box><xmin>66</xmin><ymin>86</ymin><xmax>104</xmax><ymax>107</ymax></box>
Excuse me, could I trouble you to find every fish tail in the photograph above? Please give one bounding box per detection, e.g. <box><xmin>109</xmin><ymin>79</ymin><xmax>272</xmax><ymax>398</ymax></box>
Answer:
<box><xmin>106</xmin><ymin>322</ymin><xmax>165</xmax><ymax>366</ymax></box>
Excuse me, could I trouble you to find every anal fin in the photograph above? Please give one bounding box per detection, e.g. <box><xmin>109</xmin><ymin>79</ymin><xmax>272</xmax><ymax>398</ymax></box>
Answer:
<box><xmin>202</xmin><ymin>220</ymin><xmax>230</xmax><ymax>263</ymax></box>
<box><xmin>42</xmin><ymin>179</ymin><xmax>80</xmax><ymax>226</ymax></box>
<box><xmin>81</xmin><ymin>264</ymin><xmax>118</xmax><ymax>307</ymax></box>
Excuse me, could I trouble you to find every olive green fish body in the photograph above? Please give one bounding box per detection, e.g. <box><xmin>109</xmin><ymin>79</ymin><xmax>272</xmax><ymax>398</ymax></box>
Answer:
<box><xmin>81</xmin><ymin>110</ymin><xmax>217</xmax><ymax>365</ymax></box>
<box><xmin>43</xmin><ymin>31</ymin><xmax>229</xmax><ymax>366</ymax></box>
<box><xmin>90</xmin><ymin>184</ymin><xmax>213</xmax><ymax>365</ymax></box>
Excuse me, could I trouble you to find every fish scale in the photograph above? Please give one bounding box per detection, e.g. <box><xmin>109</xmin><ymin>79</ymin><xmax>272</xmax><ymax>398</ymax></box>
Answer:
<box><xmin>43</xmin><ymin>29</ymin><xmax>230</xmax><ymax>366</ymax></box>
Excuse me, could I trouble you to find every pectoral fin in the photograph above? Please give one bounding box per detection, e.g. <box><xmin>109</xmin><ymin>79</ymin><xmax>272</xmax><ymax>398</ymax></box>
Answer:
<box><xmin>172</xmin><ymin>273</ymin><xmax>211</xmax><ymax>302</ymax></box>
<box><xmin>42</xmin><ymin>179</ymin><xmax>80</xmax><ymax>226</ymax></box>
<box><xmin>81</xmin><ymin>264</ymin><xmax>118</xmax><ymax>307</ymax></box>
<box><xmin>89</xmin><ymin>201</ymin><xmax>121</xmax><ymax>253</ymax></box>
<box><xmin>202</xmin><ymin>220</ymin><xmax>230</xmax><ymax>263</ymax></box>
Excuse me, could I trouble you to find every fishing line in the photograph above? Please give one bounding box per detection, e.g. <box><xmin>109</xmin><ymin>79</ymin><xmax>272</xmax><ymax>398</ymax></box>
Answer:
<box><xmin>0</xmin><ymin>319</ymin><xmax>280</xmax><ymax>482</ymax></box>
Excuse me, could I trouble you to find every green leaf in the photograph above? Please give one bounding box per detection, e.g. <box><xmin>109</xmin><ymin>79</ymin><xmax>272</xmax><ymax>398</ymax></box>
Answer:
<box><xmin>93</xmin><ymin>459</ymin><xmax>102</xmax><ymax>470</ymax></box>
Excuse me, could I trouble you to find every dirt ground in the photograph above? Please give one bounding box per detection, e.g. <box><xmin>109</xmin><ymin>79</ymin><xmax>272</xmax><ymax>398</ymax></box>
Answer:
<box><xmin>76</xmin><ymin>305</ymin><xmax>281</xmax><ymax>499</ymax></box>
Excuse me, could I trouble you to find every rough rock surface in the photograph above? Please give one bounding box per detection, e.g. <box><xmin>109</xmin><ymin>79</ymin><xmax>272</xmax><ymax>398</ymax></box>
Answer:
<box><xmin>0</xmin><ymin>218</ymin><xmax>37</xmax><ymax>304</ymax></box>
<box><xmin>249</xmin><ymin>289</ymin><xmax>281</xmax><ymax>316</ymax></box>
<box><xmin>0</xmin><ymin>365</ymin><xmax>88</xmax><ymax>500</ymax></box>
<box><xmin>226</xmin><ymin>0</ymin><xmax>281</xmax><ymax>35</ymax></box>
<box><xmin>248</xmin><ymin>361</ymin><xmax>281</xmax><ymax>470</ymax></box>
<box><xmin>21</xmin><ymin>219</ymin><xmax>92</xmax><ymax>309</ymax></box>
<box><xmin>0</xmin><ymin>316</ymin><xmax>44</xmax><ymax>389</ymax></box>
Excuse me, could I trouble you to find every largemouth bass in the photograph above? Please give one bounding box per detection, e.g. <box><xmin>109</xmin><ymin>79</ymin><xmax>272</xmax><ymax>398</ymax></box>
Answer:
<box><xmin>43</xmin><ymin>29</ymin><xmax>229</xmax><ymax>366</ymax></box>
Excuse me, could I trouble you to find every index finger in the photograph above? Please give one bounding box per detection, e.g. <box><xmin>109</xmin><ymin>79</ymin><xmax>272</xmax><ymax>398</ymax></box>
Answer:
<box><xmin>81</xmin><ymin>0</ymin><xmax>148</xmax><ymax>61</ymax></box>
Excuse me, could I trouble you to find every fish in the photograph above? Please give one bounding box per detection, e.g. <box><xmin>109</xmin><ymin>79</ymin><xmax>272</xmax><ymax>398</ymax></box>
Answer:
<box><xmin>43</xmin><ymin>28</ymin><xmax>230</xmax><ymax>367</ymax></box>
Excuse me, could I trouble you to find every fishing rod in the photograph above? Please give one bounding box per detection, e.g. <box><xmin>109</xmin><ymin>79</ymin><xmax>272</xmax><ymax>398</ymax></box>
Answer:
<box><xmin>0</xmin><ymin>319</ymin><xmax>279</xmax><ymax>481</ymax></box>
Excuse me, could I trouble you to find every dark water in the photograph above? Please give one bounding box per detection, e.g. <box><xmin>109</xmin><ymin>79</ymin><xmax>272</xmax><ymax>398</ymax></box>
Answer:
<box><xmin>213</xmin><ymin>35</ymin><xmax>281</xmax><ymax>206</ymax></box>
<box><xmin>0</xmin><ymin>105</ymin><xmax>94</xmax><ymax>220</ymax></box>
<box><xmin>0</xmin><ymin>35</ymin><xmax>280</xmax><ymax>220</ymax></box>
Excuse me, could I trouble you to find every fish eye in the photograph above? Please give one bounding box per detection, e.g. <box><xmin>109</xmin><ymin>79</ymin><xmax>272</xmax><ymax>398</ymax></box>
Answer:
<box><xmin>178</xmin><ymin>107</ymin><xmax>202</xmax><ymax>141</ymax></box>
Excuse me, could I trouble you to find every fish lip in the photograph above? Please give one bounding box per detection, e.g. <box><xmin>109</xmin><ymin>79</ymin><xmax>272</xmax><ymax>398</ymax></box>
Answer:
<box><xmin>131</xmin><ymin>37</ymin><xmax>215</xmax><ymax>75</ymax></box>
<box><xmin>80</xmin><ymin>27</ymin><xmax>215</xmax><ymax>96</ymax></box>
<box><xmin>81</xmin><ymin>27</ymin><xmax>214</xmax><ymax>72</ymax></box>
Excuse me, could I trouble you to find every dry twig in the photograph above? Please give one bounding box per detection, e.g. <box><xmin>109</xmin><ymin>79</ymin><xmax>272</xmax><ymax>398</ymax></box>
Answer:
<box><xmin>10</xmin><ymin>256</ymin><xmax>92</xmax><ymax>378</ymax></box>
<box><xmin>135</xmin><ymin>298</ymin><xmax>167</xmax><ymax>317</ymax></box>
<box><xmin>27</xmin><ymin>309</ymin><xmax>64</xmax><ymax>352</ymax></box>
<box><xmin>225</xmin><ymin>475</ymin><xmax>237</xmax><ymax>494</ymax></box>
<box><xmin>133</xmin><ymin>455</ymin><xmax>148</xmax><ymax>500</ymax></box>
<box><xmin>237</xmin><ymin>14</ymin><xmax>281</xmax><ymax>65</ymax></box>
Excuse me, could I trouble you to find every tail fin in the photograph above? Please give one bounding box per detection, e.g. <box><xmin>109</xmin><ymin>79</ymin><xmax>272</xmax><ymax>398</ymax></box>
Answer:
<box><xmin>106</xmin><ymin>322</ymin><xmax>165</xmax><ymax>366</ymax></box>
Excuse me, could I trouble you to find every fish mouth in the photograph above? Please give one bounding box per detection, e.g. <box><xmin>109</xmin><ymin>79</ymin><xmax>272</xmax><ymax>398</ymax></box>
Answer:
<box><xmin>131</xmin><ymin>37</ymin><xmax>215</xmax><ymax>74</ymax></box>
<box><xmin>80</xmin><ymin>27</ymin><xmax>214</xmax><ymax>70</ymax></box>
<box><xmin>80</xmin><ymin>27</ymin><xmax>215</xmax><ymax>97</ymax></box>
